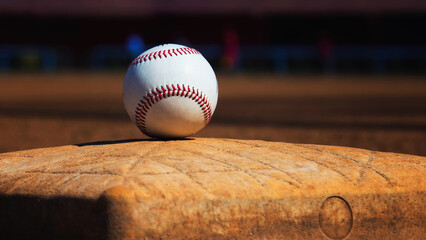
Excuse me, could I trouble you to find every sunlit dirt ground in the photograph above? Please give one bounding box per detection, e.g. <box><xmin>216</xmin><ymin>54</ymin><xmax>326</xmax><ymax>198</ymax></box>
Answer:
<box><xmin>1</xmin><ymin>73</ymin><xmax>425</xmax><ymax>155</ymax></box>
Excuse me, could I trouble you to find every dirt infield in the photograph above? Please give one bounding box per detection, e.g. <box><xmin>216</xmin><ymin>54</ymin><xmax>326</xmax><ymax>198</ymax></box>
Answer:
<box><xmin>0</xmin><ymin>73</ymin><xmax>425</xmax><ymax>155</ymax></box>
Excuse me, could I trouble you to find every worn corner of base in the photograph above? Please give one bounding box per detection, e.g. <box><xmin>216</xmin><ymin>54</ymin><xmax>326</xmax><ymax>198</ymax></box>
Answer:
<box><xmin>100</xmin><ymin>185</ymin><xmax>137</xmax><ymax>203</ymax></box>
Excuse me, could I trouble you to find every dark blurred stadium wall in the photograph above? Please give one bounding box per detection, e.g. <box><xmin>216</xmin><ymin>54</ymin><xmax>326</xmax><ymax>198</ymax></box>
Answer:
<box><xmin>0</xmin><ymin>0</ymin><xmax>425</xmax><ymax>73</ymax></box>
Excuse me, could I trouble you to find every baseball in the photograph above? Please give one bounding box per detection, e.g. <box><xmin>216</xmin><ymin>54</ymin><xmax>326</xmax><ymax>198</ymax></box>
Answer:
<box><xmin>123</xmin><ymin>43</ymin><xmax>218</xmax><ymax>138</ymax></box>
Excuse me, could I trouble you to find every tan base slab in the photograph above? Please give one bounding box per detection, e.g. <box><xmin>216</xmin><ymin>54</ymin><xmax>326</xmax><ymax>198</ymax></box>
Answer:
<box><xmin>0</xmin><ymin>138</ymin><xmax>424</xmax><ymax>239</ymax></box>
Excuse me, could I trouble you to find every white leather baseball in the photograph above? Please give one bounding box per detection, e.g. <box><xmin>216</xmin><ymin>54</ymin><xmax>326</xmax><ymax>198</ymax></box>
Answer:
<box><xmin>123</xmin><ymin>43</ymin><xmax>218</xmax><ymax>138</ymax></box>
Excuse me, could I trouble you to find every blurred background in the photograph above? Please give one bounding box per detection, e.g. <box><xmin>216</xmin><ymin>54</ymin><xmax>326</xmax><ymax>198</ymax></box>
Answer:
<box><xmin>0</xmin><ymin>0</ymin><xmax>425</xmax><ymax>155</ymax></box>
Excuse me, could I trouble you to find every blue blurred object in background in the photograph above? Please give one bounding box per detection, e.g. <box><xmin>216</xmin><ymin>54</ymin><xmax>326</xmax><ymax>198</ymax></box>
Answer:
<box><xmin>126</xmin><ymin>34</ymin><xmax>145</xmax><ymax>59</ymax></box>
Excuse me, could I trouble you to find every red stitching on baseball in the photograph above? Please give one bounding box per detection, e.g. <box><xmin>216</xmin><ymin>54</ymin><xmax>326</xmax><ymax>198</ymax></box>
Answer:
<box><xmin>130</xmin><ymin>47</ymin><xmax>201</xmax><ymax>66</ymax></box>
<box><xmin>134</xmin><ymin>84</ymin><xmax>213</xmax><ymax>135</ymax></box>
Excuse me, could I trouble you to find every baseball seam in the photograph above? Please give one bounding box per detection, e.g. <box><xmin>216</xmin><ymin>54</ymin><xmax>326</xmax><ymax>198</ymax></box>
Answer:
<box><xmin>130</xmin><ymin>47</ymin><xmax>201</xmax><ymax>66</ymax></box>
<box><xmin>134</xmin><ymin>84</ymin><xmax>213</xmax><ymax>135</ymax></box>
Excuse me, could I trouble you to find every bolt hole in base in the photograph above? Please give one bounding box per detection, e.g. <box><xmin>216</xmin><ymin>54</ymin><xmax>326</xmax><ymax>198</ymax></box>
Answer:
<box><xmin>319</xmin><ymin>196</ymin><xmax>353</xmax><ymax>239</ymax></box>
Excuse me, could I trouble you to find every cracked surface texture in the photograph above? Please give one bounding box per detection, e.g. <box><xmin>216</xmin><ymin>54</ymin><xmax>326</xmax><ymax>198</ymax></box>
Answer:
<box><xmin>0</xmin><ymin>138</ymin><xmax>425</xmax><ymax>239</ymax></box>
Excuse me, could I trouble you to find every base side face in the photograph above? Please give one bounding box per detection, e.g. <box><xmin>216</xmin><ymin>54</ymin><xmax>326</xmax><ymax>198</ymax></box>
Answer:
<box><xmin>103</xmin><ymin>190</ymin><xmax>424</xmax><ymax>240</ymax></box>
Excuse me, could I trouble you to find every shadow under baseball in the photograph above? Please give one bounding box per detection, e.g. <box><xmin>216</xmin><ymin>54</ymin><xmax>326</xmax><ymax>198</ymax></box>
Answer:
<box><xmin>75</xmin><ymin>137</ymin><xmax>195</xmax><ymax>147</ymax></box>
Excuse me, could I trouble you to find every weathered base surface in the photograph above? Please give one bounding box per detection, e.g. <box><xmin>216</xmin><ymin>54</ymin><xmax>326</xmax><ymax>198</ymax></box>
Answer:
<box><xmin>0</xmin><ymin>138</ymin><xmax>424</xmax><ymax>239</ymax></box>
